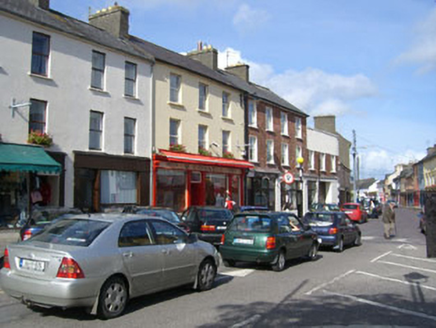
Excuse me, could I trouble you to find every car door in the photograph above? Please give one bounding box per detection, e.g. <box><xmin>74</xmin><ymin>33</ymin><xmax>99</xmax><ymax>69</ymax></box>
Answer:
<box><xmin>181</xmin><ymin>207</ymin><xmax>200</xmax><ymax>233</ymax></box>
<box><xmin>276</xmin><ymin>215</ymin><xmax>297</xmax><ymax>259</ymax></box>
<box><xmin>118</xmin><ymin>220</ymin><xmax>164</xmax><ymax>296</ymax></box>
<box><xmin>149</xmin><ymin>220</ymin><xmax>197</xmax><ymax>289</ymax></box>
<box><xmin>344</xmin><ymin>217</ymin><xmax>357</xmax><ymax>244</ymax></box>
<box><xmin>288</xmin><ymin>214</ymin><xmax>312</xmax><ymax>256</ymax></box>
<box><xmin>338</xmin><ymin>214</ymin><xmax>353</xmax><ymax>244</ymax></box>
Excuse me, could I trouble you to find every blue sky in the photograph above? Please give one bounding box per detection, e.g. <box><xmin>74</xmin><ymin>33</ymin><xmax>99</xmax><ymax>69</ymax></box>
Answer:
<box><xmin>51</xmin><ymin>0</ymin><xmax>436</xmax><ymax>180</ymax></box>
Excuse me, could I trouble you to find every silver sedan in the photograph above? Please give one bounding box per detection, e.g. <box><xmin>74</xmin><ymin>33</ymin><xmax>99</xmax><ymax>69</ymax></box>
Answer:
<box><xmin>0</xmin><ymin>214</ymin><xmax>219</xmax><ymax>319</ymax></box>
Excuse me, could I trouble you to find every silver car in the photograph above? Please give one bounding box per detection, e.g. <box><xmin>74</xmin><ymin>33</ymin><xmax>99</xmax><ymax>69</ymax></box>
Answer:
<box><xmin>0</xmin><ymin>214</ymin><xmax>219</xmax><ymax>319</ymax></box>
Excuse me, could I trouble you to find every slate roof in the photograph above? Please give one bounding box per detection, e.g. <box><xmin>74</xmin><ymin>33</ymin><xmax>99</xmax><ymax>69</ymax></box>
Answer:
<box><xmin>357</xmin><ymin>178</ymin><xmax>376</xmax><ymax>190</ymax></box>
<box><xmin>1</xmin><ymin>0</ymin><xmax>307</xmax><ymax>116</ymax></box>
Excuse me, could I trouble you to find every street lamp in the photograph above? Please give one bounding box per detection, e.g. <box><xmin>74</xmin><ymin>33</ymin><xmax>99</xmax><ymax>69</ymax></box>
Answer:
<box><xmin>297</xmin><ymin>157</ymin><xmax>304</xmax><ymax>182</ymax></box>
<box><xmin>297</xmin><ymin>156</ymin><xmax>304</xmax><ymax>217</ymax></box>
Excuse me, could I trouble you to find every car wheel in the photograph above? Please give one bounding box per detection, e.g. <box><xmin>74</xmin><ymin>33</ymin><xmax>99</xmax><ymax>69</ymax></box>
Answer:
<box><xmin>307</xmin><ymin>242</ymin><xmax>318</xmax><ymax>261</ymax></box>
<box><xmin>272</xmin><ymin>250</ymin><xmax>286</xmax><ymax>272</ymax></box>
<box><xmin>354</xmin><ymin>233</ymin><xmax>362</xmax><ymax>246</ymax></box>
<box><xmin>223</xmin><ymin>259</ymin><xmax>235</xmax><ymax>267</ymax></box>
<box><xmin>97</xmin><ymin>276</ymin><xmax>128</xmax><ymax>320</ymax></box>
<box><xmin>197</xmin><ymin>259</ymin><xmax>217</xmax><ymax>291</ymax></box>
<box><xmin>335</xmin><ymin>237</ymin><xmax>344</xmax><ymax>253</ymax></box>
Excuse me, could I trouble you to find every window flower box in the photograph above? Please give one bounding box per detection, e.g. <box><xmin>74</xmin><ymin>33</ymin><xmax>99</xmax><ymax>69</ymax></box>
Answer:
<box><xmin>28</xmin><ymin>130</ymin><xmax>53</xmax><ymax>147</ymax></box>
<box><xmin>223</xmin><ymin>151</ymin><xmax>234</xmax><ymax>159</ymax></box>
<box><xmin>169</xmin><ymin>143</ymin><xmax>187</xmax><ymax>153</ymax></box>
<box><xmin>198</xmin><ymin>146</ymin><xmax>212</xmax><ymax>157</ymax></box>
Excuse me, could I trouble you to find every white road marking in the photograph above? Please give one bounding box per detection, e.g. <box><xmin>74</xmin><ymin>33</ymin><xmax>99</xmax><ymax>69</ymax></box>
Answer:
<box><xmin>391</xmin><ymin>253</ymin><xmax>436</xmax><ymax>263</ymax></box>
<box><xmin>305</xmin><ymin>270</ymin><xmax>355</xmax><ymax>296</ymax></box>
<box><xmin>378</xmin><ymin>261</ymin><xmax>436</xmax><ymax>274</ymax></box>
<box><xmin>362</xmin><ymin>236</ymin><xmax>375</xmax><ymax>240</ymax></box>
<box><xmin>323</xmin><ymin>290</ymin><xmax>436</xmax><ymax>322</ymax></box>
<box><xmin>356</xmin><ymin>271</ymin><xmax>436</xmax><ymax>292</ymax></box>
<box><xmin>398</xmin><ymin>244</ymin><xmax>417</xmax><ymax>250</ymax></box>
<box><xmin>395</xmin><ymin>238</ymin><xmax>409</xmax><ymax>242</ymax></box>
<box><xmin>371</xmin><ymin>251</ymin><xmax>392</xmax><ymax>263</ymax></box>
<box><xmin>231</xmin><ymin>314</ymin><xmax>262</xmax><ymax>328</ymax></box>
<box><xmin>220</xmin><ymin>269</ymin><xmax>255</xmax><ymax>277</ymax></box>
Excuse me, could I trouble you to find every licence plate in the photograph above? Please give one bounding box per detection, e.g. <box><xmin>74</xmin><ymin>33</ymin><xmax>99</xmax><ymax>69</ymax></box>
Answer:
<box><xmin>234</xmin><ymin>238</ymin><xmax>254</xmax><ymax>245</ymax></box>
<box><xmin>217</xmin><ymin>226</ymin><xmax>227</xmax><ymax>230</ymax></box>
<box><xmin>345</xmin><ymin>211</ymin><xmax>353</xmax><ymax>214</ymax></box>
<box><xmin>19</xmin><ymin>258</ymin><xmax>46</xmax><ymax>272</ymax></box>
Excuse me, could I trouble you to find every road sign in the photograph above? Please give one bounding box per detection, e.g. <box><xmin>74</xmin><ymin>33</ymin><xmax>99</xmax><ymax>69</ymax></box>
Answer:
<box><xmin>282</xmin><ymin>171</ymin><xmax>294</xmax><ymax>185</ymax></box>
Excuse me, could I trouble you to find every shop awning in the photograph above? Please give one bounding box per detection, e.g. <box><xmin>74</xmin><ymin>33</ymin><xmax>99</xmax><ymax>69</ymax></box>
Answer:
<box><xmin>0</xmin><ymin>143</ymin><xmax>61</xmax><ymax>174</ymax></box>
<box><xmin>155</xmin><ymin>150</ymin><xmax>254</xmax><ymax>169</ymax></box>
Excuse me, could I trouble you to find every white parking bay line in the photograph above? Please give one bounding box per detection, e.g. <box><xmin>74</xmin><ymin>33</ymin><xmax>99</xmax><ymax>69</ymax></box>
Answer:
<box><xmin>391</xmin><ymin>253</ymin><xmax>436</xmax><ymax>263</ymax></box>
<box><xmin>220</xmin><ymin>269</ymin><xmax>255</xmax><ymax>277</ymax></box>
<box><xmin>371</xmin><ymin>251</ymin><xmax>392</xmax><ymax>263</ymax></box>
<box><xmin>323</xmin><ymin>290</ymin><xmax>436</xmax><ymax>322</ymax></box>
<box><xmin>356</xmin><ymin>271</ymin><xmax>436</xmax><ymax>292</ymax></box>
<box><xmin>378</xmin><ymin>261</ymin><xmax>436</xmax><ymax>274</ymax></box>
<box><xmin>305</xmin><ymin>270</ymin><xmax>355</xmax><ymax>296</ymax></box>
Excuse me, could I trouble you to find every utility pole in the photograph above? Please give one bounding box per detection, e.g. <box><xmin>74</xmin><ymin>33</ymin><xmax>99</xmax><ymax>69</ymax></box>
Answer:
<box><xmin>425</xmin><ymin>192</ymin><xmax>436</xmax><ymax>258</ymax></box>
<box><xmin>353</xmin><ymin>130</ymin><xmax>357</xmax><ymax>203</ymax></box>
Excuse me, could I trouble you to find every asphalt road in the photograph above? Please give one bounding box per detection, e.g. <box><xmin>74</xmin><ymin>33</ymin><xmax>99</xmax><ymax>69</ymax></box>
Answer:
<box><xmin>1</xmin><ymin>207</ymin><xmax>435</xmax><ymax>328</ymax></box>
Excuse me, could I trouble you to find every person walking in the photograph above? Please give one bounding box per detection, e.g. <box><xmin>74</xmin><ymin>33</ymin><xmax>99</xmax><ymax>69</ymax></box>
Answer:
<box><xmin>382</xmin><ymin>201</ymin><xmax>396</xmax><ymax>239</ymax></box>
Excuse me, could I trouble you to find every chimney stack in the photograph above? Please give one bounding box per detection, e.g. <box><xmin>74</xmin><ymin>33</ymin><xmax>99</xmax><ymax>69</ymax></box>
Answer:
<box><xmin>29</xmin><ymin>0</ymin><xmax>50</xmax><ymax>10</ymax></box>
<box><xmin>89</xmin><ymin>4</ymin><xmax>130</xmax><ymax>38</ymax></box>
<box><xmin>187</xmin><ymin>42</ymin><xmax>218</xmax><ymax>71</ymax></box>
<box><xmin>225</xmin><ymin>63</ymin><xmax>250</xmax><ymax>82</ymax></box>
<box><xmin>314</xmin><ymin>115</ymin><xmax>336</xmax><ymax>134</ymax></box>
<box><xmin>427</xmin><ymin>145</ymin><xmax>436</xmax><ymax>155</ymax></box>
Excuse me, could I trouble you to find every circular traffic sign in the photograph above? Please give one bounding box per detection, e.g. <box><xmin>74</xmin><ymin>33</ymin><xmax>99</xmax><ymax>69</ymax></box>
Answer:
<box><xmin>282</xmin><ymin>171</ymin><xmax>294</xmax><ymax>184</ymax></box>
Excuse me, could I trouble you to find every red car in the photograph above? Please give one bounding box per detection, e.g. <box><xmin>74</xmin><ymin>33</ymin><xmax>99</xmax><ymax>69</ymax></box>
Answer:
<box><xmin>340</xmin><ymin>203</ymin><xmax>368</xmax><ymax>223</ymax></box>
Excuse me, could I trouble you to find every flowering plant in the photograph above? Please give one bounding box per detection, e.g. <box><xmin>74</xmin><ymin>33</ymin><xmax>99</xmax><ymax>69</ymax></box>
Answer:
<box><xmin>198</xmin><ymin>146</ymin><xmax>212</xmax><ymax>157</ymax></box>
<box><xmin>28</xmin><ymin>130</ymin><xmax>53</xmax><ymax>147</ymax></box>
<box><xmin>169</xmin><ymin>143</ymin><xmax>187</xmax><ymax>153</ymax></box>
<box><xmin>223</xmin><ymin>151</ymin><xmax>234</xmax><ymax>159</ymax></box>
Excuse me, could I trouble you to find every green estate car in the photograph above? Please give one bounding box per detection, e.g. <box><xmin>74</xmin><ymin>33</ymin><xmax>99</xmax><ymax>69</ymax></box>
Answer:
<box><xmin>220</xmin><ymin>212</ymin><xmax>321</xmax><ymax>272</ymax></box>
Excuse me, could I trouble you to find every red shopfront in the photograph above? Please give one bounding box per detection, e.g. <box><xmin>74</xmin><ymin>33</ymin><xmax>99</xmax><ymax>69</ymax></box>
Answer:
<box><xmin>153</xmin><ymin>150</ymin><xmax>253</xmax><ymax>212</ymax></box>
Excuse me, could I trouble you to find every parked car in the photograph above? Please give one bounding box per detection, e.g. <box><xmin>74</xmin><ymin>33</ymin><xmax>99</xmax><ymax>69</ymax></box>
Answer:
<box><xmin>220</xmin><ymin>212</ymin><xmax>320</xmax><ymax>272</ymax></box>
<box><xmin>19</xmin><ymin>207</ymin><xmax>82</xmax><ymax>241</ymax></box>
<box><xmin>303</xmin><ymin>211</ymin><xmax>362</xmax><ymax>252</ymax></box>
<box><xmin>0</xmin><ymin>214</ymin><xmax>219</xmax><ymax>319</ymax></box>
<box><xmin>310</xmin><ymin>203</ymin><xmax>340</xmax><ymax>212</ymax></box>
<box><xmin>340</xmin><ymin>203</ymin><xmax>367</xmax><ymax>223</ymax></box>
<box><xmin>180</xmin><ymin>206</ymin><xmax>233</xmax><ymax>245</ymax></box>
<box><xmin>238</xmin><ymin>206</ymin><xmax>269</xmax><ymax>213</ymax></box>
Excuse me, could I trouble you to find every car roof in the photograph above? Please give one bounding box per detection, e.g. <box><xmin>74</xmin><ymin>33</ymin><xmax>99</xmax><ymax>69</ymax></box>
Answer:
<box><xmin>57</xmin><ymin>213</ymin><xmax>166</xmax><ymax>223</ymax></box>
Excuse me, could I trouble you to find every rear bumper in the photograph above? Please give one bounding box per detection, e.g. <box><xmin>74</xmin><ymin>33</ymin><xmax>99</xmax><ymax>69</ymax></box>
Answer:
<box><xmin>220</xmin><ymin>246</ymin><xmax>277</xmax><ymax>264</ymax></box>
<box><xmin>318</xmin><ymin>235</ymin><xmax>338</xmax><ymax>246</ymax></box>
<box><xmin>0</xmin><ymin>268</ymin><xmax>100</xmax><ymax>308</ymax></box>
<box><xmin>197</xmin><ymin>233</ymin><xmax>224</xmax><ymax>245</ymax></box>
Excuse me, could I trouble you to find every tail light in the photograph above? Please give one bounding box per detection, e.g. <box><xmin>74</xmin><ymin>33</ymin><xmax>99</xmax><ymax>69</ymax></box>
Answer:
<box><xmin>220</xmin><ymin>234</ymin><xmax>225</xmax><ymax>245</ymax></box>
<box><xmin>328</xmin><ymin>227</ymin><xmax>338</xmax><ymax>235</ymax></box>
<box><xmin>22</xmin><ymin>229</ymin><xmax>32</xmax><ymax>241</ymax></box>
<box><xmin>3</xmin><ymin>248</ymin><xmax>10</xmax><ymax>269</ymax></box>
<box><xmin>201</xmin><ymin>225</ymin><xmax>216</xmax><ymax>232</ymax></box>
<box><xmin>56</xmin><ymin>257</ymin><xmax>85</xmax><ymax>279</ymax></box>
<box><xmin>266</xmin><ymin>236</ymin><xmax>276</xmax><ymax>250</ymax></box>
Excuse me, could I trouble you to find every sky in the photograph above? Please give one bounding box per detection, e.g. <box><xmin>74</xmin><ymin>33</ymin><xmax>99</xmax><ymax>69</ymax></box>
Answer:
<box><xmin>51</xmin><ymin>0</ymin><xmax>436</xmax><ymax>180</ymax></box>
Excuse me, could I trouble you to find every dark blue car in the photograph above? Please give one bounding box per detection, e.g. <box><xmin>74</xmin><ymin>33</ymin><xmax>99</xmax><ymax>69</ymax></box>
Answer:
<box><xmin>303</xmin><ymin>211</ymin><xmax>362</xmax><ymax>252</ymax></box>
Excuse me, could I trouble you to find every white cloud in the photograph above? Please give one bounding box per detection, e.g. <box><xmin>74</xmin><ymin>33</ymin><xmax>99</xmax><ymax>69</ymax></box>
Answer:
<box><xmin>218</xmin><ymin>48</ymin><xmax>378</xmax><ymax>116</ymax></box>
<box><xmin>395</xmin><ymin>8</ymin><xmax>436</xmax><ymax>74</ymax></box>
<box><xmin>232</xmin><ymin>4</ymin><xmax>271</xmax><ymax>34</ymax></box>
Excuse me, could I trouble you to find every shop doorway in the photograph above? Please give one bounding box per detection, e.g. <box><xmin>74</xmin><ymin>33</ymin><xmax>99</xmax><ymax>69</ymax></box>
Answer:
<box><xmin>190</xmin><ymin>172</ymin><xmax>203</xmax><ymax>206</ymax></box>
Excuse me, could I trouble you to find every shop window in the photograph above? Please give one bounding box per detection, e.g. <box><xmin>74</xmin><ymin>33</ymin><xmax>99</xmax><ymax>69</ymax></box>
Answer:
<box><xmin>205</xmin><ymin>174</ymin><xmax>227</xmax><ymax>206</ymax></box>
<box><xmin>100</xmin><ymin>170</ymin><xmax>137</xmax><ymax>204</ymax></box>
<box><xmin>156</xmin><ymin>170</ymin><xmax>186</xmax><ymax>212</ymax></box>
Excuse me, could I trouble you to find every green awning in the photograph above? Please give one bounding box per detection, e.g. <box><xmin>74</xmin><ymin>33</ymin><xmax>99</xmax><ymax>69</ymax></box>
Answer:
<box><xmin>0</xmin><ymin>143</ymin><xmax>61</xmax><ymax>174</ymax></box>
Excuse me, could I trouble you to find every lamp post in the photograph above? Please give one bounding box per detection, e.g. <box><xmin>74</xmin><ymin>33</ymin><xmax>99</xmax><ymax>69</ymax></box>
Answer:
<box><xmin>297</xmin><ymin>157</ymin><xmax>304</xmax><ymax>217</ymax></box>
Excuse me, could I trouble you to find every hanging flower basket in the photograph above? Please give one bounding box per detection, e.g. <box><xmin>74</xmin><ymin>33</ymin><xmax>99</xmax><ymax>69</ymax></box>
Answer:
<box><xmin>198</xmin><ymin>146</ymin><xmax>212</xmax><ymax>157</ymax></box>
<box><xmin>28</xmin><ymin>130</ymin><xmax>53</xmax><ymax>147</ymax></box>
<box><xmin>169</xmin><ymin>143</ymin><xmax>187</xmax><ymax>153</ymax></box>
<box><xmin>223</xmin><ymin>151</ymin><xmax>234</xmax><ymax>159</ymax></box>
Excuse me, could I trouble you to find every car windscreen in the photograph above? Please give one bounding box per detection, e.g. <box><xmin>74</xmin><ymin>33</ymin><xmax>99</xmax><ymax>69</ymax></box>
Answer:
<box><xmin>343</xmin><ymin>204</ymin><xmax>358</xmax><ymax>210</ymax></box>
<box><xmin>32</xmin><ymin>212</ymin><xmax>80</xmax><ymax>225</ymax></box>
<box><xmin>199</xmin><ymin>209</ymin><xmax>233</xmax><ymax>221</ymax></box>
<box><xmin>229</xmin><ymin>216</ymin><xmax>273</xmax><ymax>233</ymax></box>
<box><xmin>308</xmin><ymin>213</ymin><xmax>334</xmax><ymax>224</ymax></box>
<box><xmin>30</xmin><ymin>219</ymin><xmax>110</xmax><ymax>247</ymax></box>
<box><xmin>137</xmin><ymin>210</ymin><xmax>180</xmax><ymax>223</ymax></box>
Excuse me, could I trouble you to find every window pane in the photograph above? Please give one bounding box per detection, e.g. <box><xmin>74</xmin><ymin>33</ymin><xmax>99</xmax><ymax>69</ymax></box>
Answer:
<box><xmin>91</xmin><ymin>70</ymin><xmax>103</xmax><ymax>89</ymax></box>
<box><xmin>101</xmin><ymin>170</ymin><xmax>137</xmax><ymax>204</ymax></box>
<box><xmin>222</xmin><ymin>131</ymin><xmax>230</xmax><ymax>153</ymax></box>
<box><xmin>125</xmin><ymin>62</ymin><xmax>136</xmax><ymax>80</ymax></box>
<box><xmin>222</xmin><ymin>92</ymin><xmax>229</xmax><ymax>117</ymax></box>
<box><xmin>198</xmin><ymin>125</ymin><xmax>207</xmax><ymax>149</ymax></box>
<box><xmin>170</xmin><ymin>74</ymin><xmax>180</xmax><ymax>102</ymax></box>
<box><xmin>29</xmin><ymin>100</ymin><xmax>46</xmax><ymax>133</ymax></box>
<box><xmin>169</xmin><ymin>119</ymin><xmax>179</xmax><ymax>145</ymax></box>
<box><xmin>156</xmin><ymin>170</ymin><xmax>186</xmax><ymax>212</ymax></box>
<box><xmin>119</xmin><ymin>221</ymin><xmax>152</xmax><ymax>247</ymax></box>
<box><xmin>89</xmin><ymin>111</ymin><xmax>102</xmax><ymax>150</ymax></box>
<box><xmin>92</xmin><ymin>51</ymin><xmax>105</xmax><ymax>70</ymax></box>
<box><xmin>32</xmin><ymin>33</ymin><xmax>49</xmax><ymax>54</ymax></box>
<box><xmin>199</xmin><ymin>83</ymin><xmax>207</xmax><ymax>110</ymax></box>
<box><xmin>31</xmin><ymin>33</ymin><xmax>49</xmax><ymax>75</ymax></box>
<box><xmin>124</xmin><ymin>118</ymin><xmax>135</xmax><ymax>154</ymax></box>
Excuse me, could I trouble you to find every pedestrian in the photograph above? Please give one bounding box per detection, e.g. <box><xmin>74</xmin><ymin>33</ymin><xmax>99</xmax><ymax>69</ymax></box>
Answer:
<box><xmin>225</xmin><ymin>191</ymin><xmax>235</xmax><ymax>211</ymax></box>
<box><xmin>382</xmin><ymin>201</ymin><xmax>396</xmax><ymax>239</ymax></box>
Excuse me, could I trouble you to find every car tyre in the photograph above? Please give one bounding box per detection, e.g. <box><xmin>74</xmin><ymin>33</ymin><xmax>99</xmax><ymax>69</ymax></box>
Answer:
<box><xmin>223</xmin><ymin>259</ymin><xmax>235</xmax><ymax>267</ymax></box>
<box><xmin>197</xmin><ymin>259</ymin><xmax>217</xmax><ymax>291</ymax></box>
<box><xmin>272</xmin><ymin>250</ymin><xmax>286</xmax><ymax>272</ymax></box>
<box><xmin>307</xmin><ymin>242</ymin><xmax>318</xmax><ymax>261</ymax></box>
<box><xmin>354</xmin><ymin>233</ymin><xmax>362</xmax><ymax>246</ymax></box>
<box><xmin>97</xmin><ymin>276</ymin><xmax>128</xmax><ymax>320</ymax></box>
<box><xmin>335</xmin><ymin>237</ymin><xmax>344</xmax><ymax>253</ymax></box>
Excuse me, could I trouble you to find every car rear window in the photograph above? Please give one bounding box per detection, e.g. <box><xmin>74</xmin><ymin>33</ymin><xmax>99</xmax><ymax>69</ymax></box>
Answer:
<box><xmin>343</xmin><ymin>204</ymin><xmax>358</xmax><ymax>210</ymax></box>
<box><xmin>137</xmin><ymin>210</ymin><xmax>180</xmax><ymax>223</ymax></box>
<box><xmin>309</xmin><ymin>213</ymin><xmax>334</xmax><ymax>223</ymax></box>
<box><xmin>199</xmin><ymin>209</ymin><xmax>232</xmax><ymax>221</ymax></box>
<box><xmin>30</xmin><ymin>219</ymin><xmax>110</xmax><ymax>247</ymax></box>
<box><xmin>229</xmin><ymin>216</ymin><xmax>273</xmax><ymax>232</ymax></box>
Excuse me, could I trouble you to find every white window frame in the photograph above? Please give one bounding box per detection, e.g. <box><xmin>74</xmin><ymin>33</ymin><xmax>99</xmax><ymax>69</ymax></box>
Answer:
<box><xmin>281</xmin><ymin>112</ymin><xmax>288</xmax><ymax>136</ymax></box>
<box><xmin>169</xmin><ymin>118</ymin><xmax>181</xmax><ymax>146</ymax></box>
<box><xmin>295</xmin><ymin>145</ymin><xmax>302</xmax><ymax>167</ymax></box>
<box><xmin>295</xmin><ymin>117</ymin><xmax>302</xmax><ymax>139</ymax></box>
<box><xmin>89</xmin><ymin>110</ymin><xmax>103</xmax><ymax>150</ymax></box>
<box><xmin>331</xmin><ymin>155</ymin><xmax>337</xmax><ymax>173</ymax></box>
<box><xmin>222</xmin><ymin>130</ymin><xmax>231</xmax><ymax>154</ymax></box>
<box><xmin>124</xmin><ymin>61</ymin><xmax>137</xmax><ymax>98</ymax></box>
<box><xmin>249</xmin><ymin>136</ymin><xmax>258</xmax><ymax>162</ymax></box>
<box><xmin>91</xmin><ymin>50</ymin><xmax>105</xmax><ymax>90</ymax></box>
<box><xmin>267</xmin><ymin>140</ymin><xmax>274</xmax><ymax>164</ymax></box>
<box><xmin>198</xmin><ymin>125</ymin><xmax>208</xmax><ymax>150</ymax></box>
<box><xmin>309</xmin><ymin>150</ymin><xmax>315</xmax><ymax>170</ymax></box>
<box><xmin>320</xmin><ymin>153</ymin><xmax>326</xmax><ymax>171</ymax></box>
<box><xmin>248</xmin><ymin>100</ymin><xmax>257</xmax><ymax>127</ymax></box>
<box><xmin>170</xmin><ymin>73</ymin><xmax>181</xmax><ymax>103</ymax></box>
<box><xmin>266</xmin><ymin>107</ymin><xmax>273</xmax><ymax>131</ymax></box>
<box><xmin>124</xmin><ymin>117</ymin><xmax>136</xmax><ymax>154</ymax></box>
<box><xmin>199</xmin><ymin>83</ymin><xmax>208</xmax><ymax>111</ymax></box>
<box><xmin>222</xmin><ymin>92</ymin><xmax>230</xmax><ymax>118</ymax></box>
<box><xmin>281</xmin><ymin>143</ymin><xmax>289</xmax><ymax>166</ymax></box>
